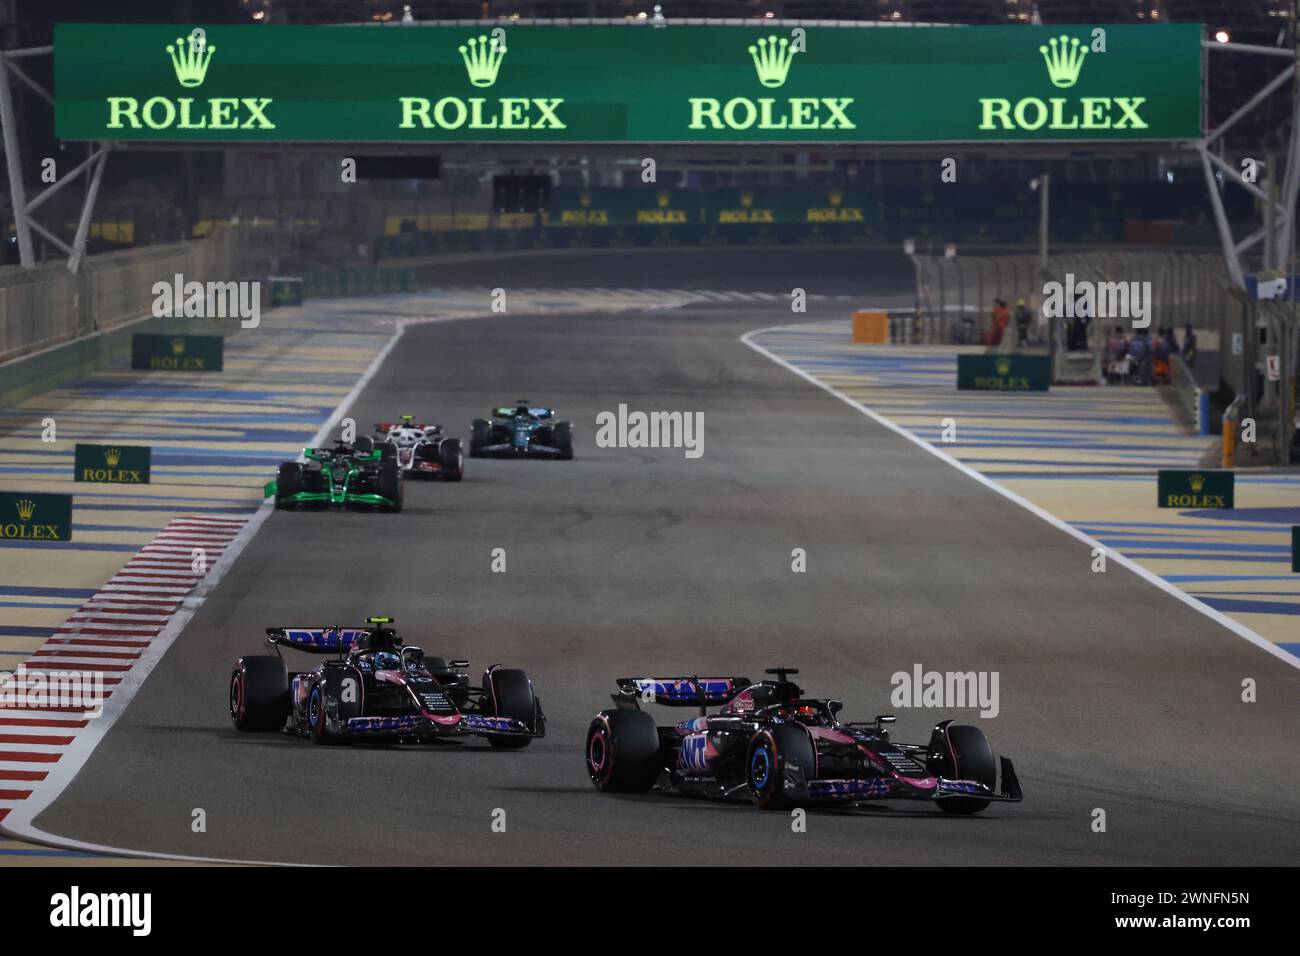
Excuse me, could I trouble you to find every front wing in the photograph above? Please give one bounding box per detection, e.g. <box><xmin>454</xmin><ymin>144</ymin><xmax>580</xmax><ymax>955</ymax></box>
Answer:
<box><xmin>801</xmin><ymin>757</ymin><xmax>1023</xmax><ymax>806</ymax></box>
<box><xmin>313</xmin><ymin>710</ymin><xmax>545</xmax><ymax>741</ymax></box>
<box><xmin>473</xmin><ymin>441</ymin><xmax>565</xmax><ymax>458</ymax></box>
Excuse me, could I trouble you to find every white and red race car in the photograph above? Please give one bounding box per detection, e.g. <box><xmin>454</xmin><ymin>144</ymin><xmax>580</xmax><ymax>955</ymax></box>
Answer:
<box><xmin>374</xmin><ymin>416</ymin><xmax>464</xmax><ymax>481</ymax></box>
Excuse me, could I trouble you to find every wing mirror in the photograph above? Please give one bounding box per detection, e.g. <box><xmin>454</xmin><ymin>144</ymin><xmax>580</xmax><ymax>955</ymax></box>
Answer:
<box><xmin>875</xmin><ymin>714</ymin><xmax>897</xmax><ymax>731</ymax></box>
<box><xmin>828</xmin><ymin>699</ymin><xmax>844</xmax><ymax>714</ymax></box>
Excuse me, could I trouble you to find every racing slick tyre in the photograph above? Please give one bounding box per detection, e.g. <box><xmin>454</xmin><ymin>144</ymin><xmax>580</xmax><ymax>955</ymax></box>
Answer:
<box><xmin>230</xmin><ymin>655</ymin><xmax>290</xmax><ymax>732</ymax></box>
<box><xmin>586</xmin><ymin>708</ymin><xmax>661</xmax><ymax>792</ymax></box>
<box><xmin>470</xmin><ymin>419</ymin><xmax>490</xmax><ymax>457</ymax></box>
<box><xmin>307</xmin><ymin>681</ymin><xmax>339</xmax><ymax>745</ymax></box>
<box><xmin>483</xmin><ymin>668</ymin><xmax>537</xmax><ymax>749</ymax></box>
<box><xmin>554</xmin><ymin>421</ymin><xmax>574</xmax><ymax>460</ymax></box>
<box><xmin>377</xmin><ymin>460</ymin><xmax>403</xmax><ymax>513</ymax></box>
<box><xmin>274</xmin><ymin>463</ymin><xmax>301</xmax><ymax>510</ymax></box>
<box><xmin>747</xmin><ymin>724</ymin><xmax>816</xmax><ymax>811</ymax></box>
<box><xmin>439</xmin><ymin>438</ymin><xmax>464</xmax><ymax>481</ymax></box>
<box><xmin>378</xmin><ymin>441</ymin><xmax>397</xmax><ymax>464</ymax></box>
<box><xmin>928</xmin><ymin>723</ymin><xmax>996</xmax><ymax>815</ymax></box>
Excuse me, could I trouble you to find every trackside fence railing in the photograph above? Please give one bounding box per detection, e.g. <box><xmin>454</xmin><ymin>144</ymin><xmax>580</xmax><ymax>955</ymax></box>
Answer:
<box><xmin>0</xmin><ymin>225</ymin><xmax>245</xmax><ymax>365</ymax></box>
<box><xmin>910</xmin><ymin>251</ymin><xmax>1230</xmax><ymax>355</ymax></box>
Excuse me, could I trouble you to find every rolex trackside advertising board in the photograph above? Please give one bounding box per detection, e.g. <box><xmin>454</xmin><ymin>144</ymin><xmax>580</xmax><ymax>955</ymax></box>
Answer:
<box><xmin>957</xmin><ymin>354</ymin><xmax>1051</xmax><ymax>391</ymax></box>
<box><xmin>74</xmin><ymin>443</ymin><xmax>152</xmax><ymax>484</ymax></box>
<box><xmin>1157</xmin><ymin>470</ymin><xmax>1234</xmax><ymax>509</ymax></box>
<box><xmin>131</xmin><ymin>333</ymin><xmax>224</xmax><ymax>371</ymax></box>
<box><xmin>54</xmin><ymin>23</ymin><xmax>1202</xmax><ymax>143</ymax></box>
<box><xmin>0</xmin><ymin>492</ymin><xmax>73</xmax><ymax>542</ymax></box>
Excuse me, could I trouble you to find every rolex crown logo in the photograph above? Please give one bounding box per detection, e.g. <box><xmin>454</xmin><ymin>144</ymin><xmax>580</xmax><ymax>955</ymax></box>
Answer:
<box><xmin>170</xmin><ymin>337</ymin><xmax>187</xmax><ymax>355</ymax></box>
<box><xmin>829</xmin><ymin>190</ymin><xmax>843</xmax><ymax>207</ymax></box>
<box><xmin>995</xmin><ymin>357</ymin><xmax>1012</xmax><ymax>375</ymax></box>
<box><xmin>740</xmin><ymin>192</ymin><xmax>754</xmax><ymax>208</ymax></box>
<box><xmin>105</xmin><ymin>448</ymin><xmax>122</xmax><ymax>467</ymax></box>
<box><xmin>166</xmin><ymin>32</ymin><xmax>215</xmax><ymax>89</ymax></box>
<box><xmin>1189</xmin><ymin>473</ymin><xmax>1206</xmax><ymax>493</ymax></box>
<box><xmin>657</xmin><ymin>191</ymin><xmax>671</xmax><ymax>208</ymax></box>
<box><xmin>748</xmin><ymin>36</ymin><xmax>798</xmax><ymax>89</ymax></box>
<box><xmin>459</xmin><ymin>35</ymin><xmax>506</xmax><ymax>88</ymax></box>
<box><xmin>15</xmin><ymin>498</ymin><xmax>35</xmax><ymax>522</ymax></box>
<box><xmin>1039</xmin><ymin>34</ymin><xmax>1088</xmax><ymax>89</ymax></box>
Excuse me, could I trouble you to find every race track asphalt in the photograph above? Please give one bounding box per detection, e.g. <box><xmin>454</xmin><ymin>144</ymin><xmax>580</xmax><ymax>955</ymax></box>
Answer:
<box><xmin>31</xmin><ymin>252</ymin><xmax>1300</xmax><ymax>865</ymax></box>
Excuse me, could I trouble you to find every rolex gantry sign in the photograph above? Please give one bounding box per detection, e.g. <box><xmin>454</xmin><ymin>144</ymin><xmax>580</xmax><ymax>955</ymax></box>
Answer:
<box><xmin>0</xmin><ymin>493</ymin><xmax>73</xmax><ymax>543</ymax></box>
<box><xmin>55</xmin><ymin>24</ymin><xmax>1202</xmax><ymax>143</ymax></box>
<box><xmin>75</xmin><ymin>444</ymin><xmax>152</xmax><ymax>484</ymax></box>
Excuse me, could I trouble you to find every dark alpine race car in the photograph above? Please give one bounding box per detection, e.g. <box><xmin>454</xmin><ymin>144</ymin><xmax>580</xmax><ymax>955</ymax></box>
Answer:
<box><xmin>585</xmin><ymin>668</ymin><xmax>1022</xmax><ymax>812</ymax></box>
<box><xmin>230</xmin><ymin>617</ymin><xmax>545</xmax><ymax>748</ymax></box>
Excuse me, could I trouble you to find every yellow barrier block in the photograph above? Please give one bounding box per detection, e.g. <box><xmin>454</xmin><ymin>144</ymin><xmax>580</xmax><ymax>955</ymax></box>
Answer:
<box><xmin>852</xmin><ymin>310</ymin><xmax>889</xmax><ymax>343</ymax></box>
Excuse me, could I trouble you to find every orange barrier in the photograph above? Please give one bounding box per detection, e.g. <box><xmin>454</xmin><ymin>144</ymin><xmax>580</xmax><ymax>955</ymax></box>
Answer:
<box><xmin>852</xmin><ymin>310</ymin><xmax>889</xmax><ymax>343</ymax></box>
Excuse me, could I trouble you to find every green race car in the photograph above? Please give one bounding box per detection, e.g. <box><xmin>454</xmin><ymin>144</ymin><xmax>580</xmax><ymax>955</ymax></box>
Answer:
<box><xmin>268</xmin><ymin>437</ymin><xmax>402</xmax><ymax>512</ymax></box>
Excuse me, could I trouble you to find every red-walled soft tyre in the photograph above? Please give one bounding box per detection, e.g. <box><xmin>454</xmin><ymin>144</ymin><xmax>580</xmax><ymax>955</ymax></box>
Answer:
<box><xmin>230</xmin><ymin>656</ymin><xmax>289</xmax><ymax>732</ymax></box>
<box><xmin>586</xmin><ymin>709</ymin><xmax>661</xmax><ymax>792</ymax></box>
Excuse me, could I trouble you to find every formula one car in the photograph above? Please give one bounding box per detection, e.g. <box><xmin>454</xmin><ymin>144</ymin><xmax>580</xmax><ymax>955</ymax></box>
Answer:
<box><xmin>585</xmin><ymin>668</ymin><xmax>1022</xmax><ymax>813</ymax></box>
<box><xmin>229</xmin><ymin>617</ymin><xmax>545</xmax><ymax>748</ymax></box>
<box><xmin>374</xmin><ymin>415</ymin><xmax>464</xmax><ymax>480</ymax></box>
<box><xmin>470</xmin><ymin>401</ymin><xmax>573</xmax><ymax>459</ymax></box>
<box><xmin>270</xmin><ymin>437</ymin><xmax>402</xmax><ymax>512</ymax></box>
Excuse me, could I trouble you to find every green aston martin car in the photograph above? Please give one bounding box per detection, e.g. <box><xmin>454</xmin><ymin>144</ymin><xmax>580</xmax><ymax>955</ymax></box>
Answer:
<box><xmin>268</xmin><ymin>437</ymin><xmax>402</xmax><ymax>512</ymax></box>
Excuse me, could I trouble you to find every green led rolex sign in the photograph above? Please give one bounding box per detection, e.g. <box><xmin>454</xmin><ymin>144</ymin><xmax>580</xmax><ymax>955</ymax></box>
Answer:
<box><xmin>688</xmin><ymin>35</ymin><xmax>855</xmax><ymax>132</ymax></box>
<box><xmin>105</xmin><ymin>29</ymin><xmax>275</xmax><ymax>132</ymax></box>
<box><xmin>399</xmin><ymin>34</ymin><xmax>567</xmax><ymax>132</ymax></box>
<box><xmin>56</xmin><ymin>24</ymin><xmax>1202</xmax><ymax>144</ymax></box>
<box><xmin>979</xmin><ymin>33</ymin><xmax>1149</xmax><ymax>133</ymax></box>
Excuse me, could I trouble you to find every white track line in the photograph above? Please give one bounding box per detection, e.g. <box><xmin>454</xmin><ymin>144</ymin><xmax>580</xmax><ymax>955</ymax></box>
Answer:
<box><xmin>740</xmin><ymin>323</ymin><xmax>1300</xmax><ymax>673</ymax></box>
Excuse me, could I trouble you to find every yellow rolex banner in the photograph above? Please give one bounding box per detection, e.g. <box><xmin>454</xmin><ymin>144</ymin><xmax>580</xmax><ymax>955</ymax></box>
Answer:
<box><xmin>0</xmin><ymin>492</ymin><xmax>73</xmax><ymax>542</ymax></box>
<box><xmin>131</xmin><ymin>333</ymin><xmax>224</xmax><ymax>372</ymax></box>
<box><xmin>74</xmin><ymin>444</ymin><xmax>152</xmax><ymax>484</ymax></box>
<box><xmin>1157</xmin><ymin>471</ymin><xmax>1234</xmax><ymax>509</ymax></box>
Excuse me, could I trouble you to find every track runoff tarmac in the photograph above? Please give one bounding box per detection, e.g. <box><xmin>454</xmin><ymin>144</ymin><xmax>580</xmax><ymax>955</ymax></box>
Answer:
<box><xmin>26</xmin><ymin>249</ymin><xmax>1300</xmax><ymax>865</ymax></box>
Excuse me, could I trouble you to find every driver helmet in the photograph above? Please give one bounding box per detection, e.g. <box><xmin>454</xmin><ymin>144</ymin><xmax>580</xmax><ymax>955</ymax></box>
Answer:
<box><xmin>373</xmin><ymin>651</ymin><xmax>401</xmax><ymax>671</ymax></box>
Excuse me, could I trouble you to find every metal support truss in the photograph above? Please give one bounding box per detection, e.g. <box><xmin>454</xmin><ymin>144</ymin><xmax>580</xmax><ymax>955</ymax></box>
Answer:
<box><xmin>1201</xmin><ymin>35</ymin><xmax>1300</xmax><ymax>286</ymax></box>
<box><xmin>0</xmin><ymin>45</ymin><xmax>110</xmax><ymax>273</ymax></box>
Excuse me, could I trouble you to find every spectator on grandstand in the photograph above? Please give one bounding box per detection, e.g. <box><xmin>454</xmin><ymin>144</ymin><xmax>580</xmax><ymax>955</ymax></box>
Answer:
<box><xmin>1128</xmin><ymin>328</ymin><xmax>1152</xmax><ymax>385</ymax></box>
<box><xmin>1152</xmin><ymin>327</ymin><xmax>1172</xmax><ymax>384</ymax></box>
<box><xmin>1014</xmin><ymin>298</ymin><xmax>1033</xmax><ymax>347</ymax></box>
<box><xmin>1181</xmin><ymin>324</ymin><xmax>1198</xmax><ymax>367</ymax></box>
<box><xmin>1105</xmin><ymin>326</ymin><xmax>1130</xmax><ymax>384</ymax></box>
<box><xmin>989</xmin><ymin>298</ymin><xmax>1009</xmax><ymax>346</ymax></box>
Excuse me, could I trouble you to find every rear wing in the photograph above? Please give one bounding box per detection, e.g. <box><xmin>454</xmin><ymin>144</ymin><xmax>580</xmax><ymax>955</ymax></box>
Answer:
<box><xmin>614</xmin><ymin>676</ymin><xmax>751</xmax><ymax>709</ymax></box>
<box><xmin>265</xmin><ymin>627</ymin><xmax>370</xmax><ymax>653</ymax></box>
<box><xmin>375</xmin><ymin>422</ymin><xmax>431</xmax><ymax>432</ymax></box>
